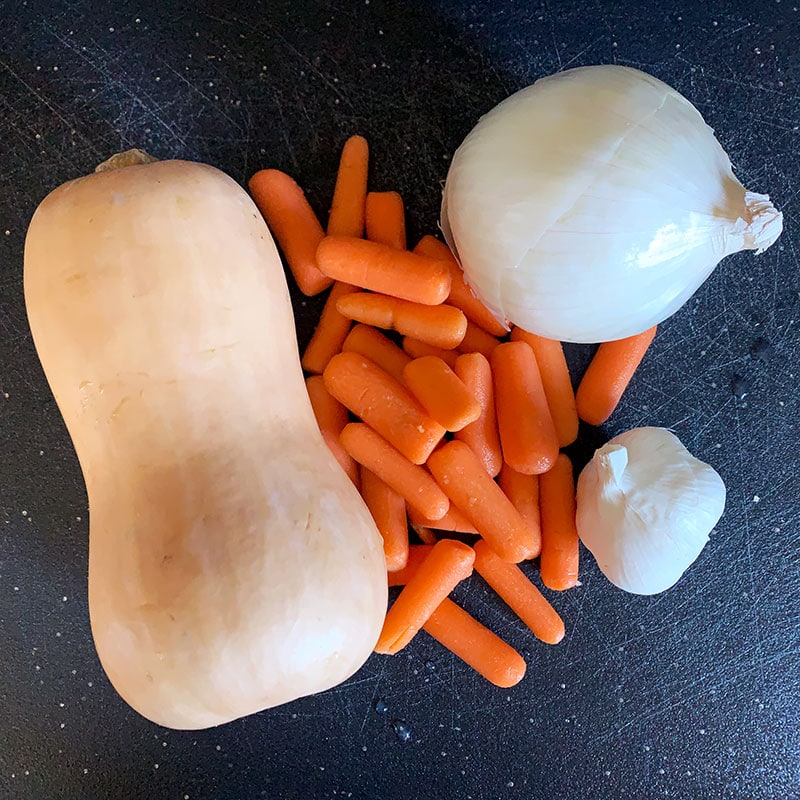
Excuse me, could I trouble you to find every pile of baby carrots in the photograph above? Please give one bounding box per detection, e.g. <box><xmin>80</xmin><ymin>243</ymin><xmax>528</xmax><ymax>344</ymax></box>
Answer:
<box><xmin>249</xmin><ymin>136</ymin><xmax>656</xmax><ymax>689</ymax></box>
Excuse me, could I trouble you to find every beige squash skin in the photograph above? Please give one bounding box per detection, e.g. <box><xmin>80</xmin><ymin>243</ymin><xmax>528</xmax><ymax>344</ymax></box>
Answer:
<box><xmin>24</xmin><ymin>159</ymin><xmax>388</xmax><ymax>730</ymax></box>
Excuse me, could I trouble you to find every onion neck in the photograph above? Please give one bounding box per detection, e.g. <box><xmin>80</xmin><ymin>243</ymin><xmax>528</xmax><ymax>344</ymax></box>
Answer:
<box><xmin>741</xmin><ymin>191</ymin><xmax>783</xmax><ymax>253</ymax></box>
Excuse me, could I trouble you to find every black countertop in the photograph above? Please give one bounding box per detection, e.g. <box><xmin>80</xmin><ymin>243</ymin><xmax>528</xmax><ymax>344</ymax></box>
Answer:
<box><xmin>1</xmin><ymin>1</ymin><xmax>798</xmax><ymax>798</ymax></box>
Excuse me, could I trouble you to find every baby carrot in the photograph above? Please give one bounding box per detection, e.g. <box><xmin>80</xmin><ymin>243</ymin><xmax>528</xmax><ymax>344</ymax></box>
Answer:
<box><xmin>491</xmin><ymin>341</ymin><xmax>559</xmax><ymax>475</ymax></box>
<box><xmin>342</xmin><ymin>324</ymin><xmax>411</xmax><ymax>383</ymax></box>
<box><xmin>249</xmin><ymin>169</ymin><xmax>332</xmax><ymax>296</ymax></box>
<box><xmin>387</xmin><ymin>544</ymin><xmax>434</xmax><ymax>586</ymax></box>
<box><xmin>402</xmin><ymin>337</ymin><xmax>459</xmax><ymax>369</ymax></box>
<box><xmin>575</xmin><ymin>326</ymin><xmax>658</xmax><ymax>426</ymax></box>
<box><xmin>327</xmin><ymin>135</ymin><xmax>369</xmax><ymax>238</ymax></box>
<box><xmin>473</xmin><ymin>540</ymin><xmax>565</xmax><ymax>645</ymax></box>
<box><xmin>453</xmin><ymin>353</ymin><xmax>503</xmax><ymax>478</ymax></box>
<box><xmin>340</xmin><ymin>423</ymin><xmax>449</xmax><ymax>520</ymax></box>
<box><xmin>386</xmin><ymin>550</ymin><xmax>528</xmax><ymax>686</ymax></box>
<box><xmin>407</xmin><ymin>503</ymin><xmax>479</xmax><ymax>535</ymax></box>
<box><xmin>301</xmin><ymin>282</ymin><xmax>357</xmax><ymax>374</ymax></box>
<box><xmin>412</xmin><ymin>235</ymin><xmax>507</xmax><ymax>337</ymax></box>
<box><xmin>511</xmin><ymin>326</ymin><xmax>578</xmax><ymax>447</ymax></box>
<box><xmin>423</xmin><ymin>598</ymin><xmax>527</xmax><ymax>688</ymax></box>
<box><xmin>539</xmin><ymin>454</ymin><xmax>580</xmax><ymax>591</ymax></box>
<box><xmin>413</xmin><ymin>235</ymin><xmax>508</xmax><ymax>336</ymax></box>
<box><xmin>365</xmin><ymin>191</ymin><xmax>406</xmax><ymax>250</ymax></box>
<box><xmin>337</xmin><ymin>292</ymin><xmax>395</xmax><ymax>329</ymax></box>
<box><xmin>498</xmin><ymin>464</ymin><xmax>541</xmax><ymax>559</ymax></box>
<box><xmin>316</xmin><ymin>236</ymin><xmax>451</xmax><ymax>305</ymax></box>
<box><xmin>324</xmin><ymin>352</ymin><xmax>444</xmax><ymax>464</ymax></box>
<box><xmin>384</xmin><ymin>550</ymin><xmax>528</xmax><ymax>686</ymax></box>
<box><xmin>459</xmin><ymin>321</ymin><xmax>501</xmax><ymax>359</ymax></box>
<box><xmin>427</xmin><ymin>441</ymin><xmax>537</xmax><ymax>563</ymax></box>
<box><xmin>305</xmin><ymin>376</ymin><xmax>359</xmax><ymax>487</ymax></box>
<box><xmin>375</xmin><ymin>539</ymin><xmax>475</xmax><ymax>654</ymax></box>
<box><xmin>403</xmin><ymin>356</ymin><xmax>482</xmax><ymax>432</ymax></box>
<box><xmin>361</xmin><ymin>467</ymin><xmax>409</xmax><ymax>572</ymax></box>
<box><xmin>336</xmin><ymin>293</ymin><xmax>467</xmax><ymax>350</ymax></box>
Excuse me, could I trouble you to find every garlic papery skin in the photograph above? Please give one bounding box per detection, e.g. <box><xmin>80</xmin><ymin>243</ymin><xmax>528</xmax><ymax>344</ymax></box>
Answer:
<box><xmin>441</xmin><ymin>65</ymin><xmax>783</xmax><ymax>343</ymax></box>
<box><xmin>575</xmin><ymin>427</ymin><xmax>726</xmax><ymax>595</ymax></box>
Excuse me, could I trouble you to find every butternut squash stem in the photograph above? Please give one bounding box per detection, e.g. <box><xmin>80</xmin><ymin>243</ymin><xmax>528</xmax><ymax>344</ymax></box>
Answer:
<box><xmin>95</xmin><ymin>149</ymin><xmax>158</xmax><ymax>173</ymax></box>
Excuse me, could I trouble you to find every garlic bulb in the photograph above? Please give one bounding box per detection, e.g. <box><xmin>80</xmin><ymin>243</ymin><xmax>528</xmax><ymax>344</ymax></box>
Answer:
<box><xmin>441</xmin><ymin>65</ymin><xmax>782</xmax><ymax>343</ymax></box>
<box><xmin>575</xmin><ymin>427</ymin><xmax>725</xmax><ymax>594</ymax></box>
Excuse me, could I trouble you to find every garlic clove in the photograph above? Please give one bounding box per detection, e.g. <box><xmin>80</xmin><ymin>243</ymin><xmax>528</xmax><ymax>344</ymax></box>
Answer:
<box><xmin>576</xmin><ymin>427</ymin><xmax>726</xmax><ymax>595</ymax></box>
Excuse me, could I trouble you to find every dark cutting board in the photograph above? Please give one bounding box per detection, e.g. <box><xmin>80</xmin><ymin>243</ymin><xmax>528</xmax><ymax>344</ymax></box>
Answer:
<box><xmin>1</xmin><ymin>1</ymin><xmax>798</xmax><ymax>798</ymax></box>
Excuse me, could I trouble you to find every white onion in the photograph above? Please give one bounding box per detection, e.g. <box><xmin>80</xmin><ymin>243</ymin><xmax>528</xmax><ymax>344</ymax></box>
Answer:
<box><xmin>441</xmin><ymin>65</ymin><xmax>783</xmax><ymax>343</ymax></box>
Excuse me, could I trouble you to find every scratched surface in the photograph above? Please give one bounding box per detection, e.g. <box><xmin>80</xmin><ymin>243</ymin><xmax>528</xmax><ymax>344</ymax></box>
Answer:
<box><xmin>1</xmin><ymin>0</ymin><xmax>799</xmax><ymax>798</ymax></box>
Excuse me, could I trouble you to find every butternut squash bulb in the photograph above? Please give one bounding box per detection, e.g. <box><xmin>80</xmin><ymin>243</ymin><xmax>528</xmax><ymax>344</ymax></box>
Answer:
<box><xmin>24</xmin><ymin>156</ymin><xmax>388</xmax><ymax>730</ymax></box>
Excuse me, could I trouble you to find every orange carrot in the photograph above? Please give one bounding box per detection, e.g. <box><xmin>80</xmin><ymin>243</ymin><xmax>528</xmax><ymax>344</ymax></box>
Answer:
<box><xmin>305</xmin><ymin>376</ymin><xmax>359</xmax><ymax>487</ymax></box>
<box><xmin>361</xmin><ymin>467</ymin><xmax>409</xmax><ymax>572</ymax></box>
<box><xmin>341</xmin><ymin>324</ymin><xmax>411</xmax><ymax>383</ymax></box>
<box><xmin>423</xmin><ymin>598</ymin><xmax>527</xmax><ymax>687</ymax></box>
<box><xmin>473</xmin><ymin>540</ymin><xmax>565</xmax><ymax>645</ymax></box>
<box><xmin>427</xmin><ymin>441</ymin><xmax>537</xmax><ymax>563</ymax></box>
<box><xmin>301</xmin><ymin>282</ymin><xmax>357</xmax><ymax>374</ymax></box>
<box><xmin>249</xmin><ymin>169</ymin><xmax>332</xmax><ymax>296</ymax></box>
<box><xmin>575</xmin><ymin>326</ymin><xmax>658</xmax><ymax>426</ymax></box>
<box><xmin>453</xmin><ymin>353</ymin><xmax>503</xmax><ymax>478</ymax></box>
<box><xmin>365</xmin><ymin>191</ymin><xmax>406</xmax><ymax>250</ymax></box>
<box><xmin>336</xmin><ymin>293</ymin><xmax>467</xmax><ymax>349</ymax></box>
<box><xmin>510</xmin><ymin>327</ymin><xmax>578</xmax><ymax>447</ymax></box>
<box><xmin>459</xmin><ymin>321</ymin><xmax>501</xmax><ymax>359</ymax></box>
<box><xmin>327</xmin><ymin>135</ymin><xmax>369</xmax><ymax>238</ymax></box>
<box><xmin>387</xmin><ymin>544</ymin><xmax>434</xmax><ymax>586</ymax></box>
<box><xmin>403</xmin><ymin>356</ymin><xmax>481</xmax><ymax>432</ymax></box>
<box><xmin>413</xmin><ymin>235</ymin><xmax>507</xmax><ymax>336</ymax></box>
<box><xmin>491</xmin><ymin>341</ymin><xmax>559</xmax><ymax>475</ymax></box>
<box><xmin>539</xmin><ymin>453</ymin><xmax>579</xmax><ymax>591</ymax></box>
<box><xmin>386</xmin><ymin>549</ymin><xmax>528</xmax><ymax>687</ymax></box>
<box><xmin>338</xmin><ymin>291</ymin><xmax>395</xmax><ymax>328</ymax></box>
<box><xmin>324</xmin><ymin>352</ymin><xmax>444</xmax><ymax>464</ymax></box>
<box><xmin>384</xmin><ymin>550</ymin><xmax>528</xmax><ymax>687</ymax></box>
<box><xmin>340</xmin><ymin>423</ymin><xmax>449</xmax><ymax>520</ymax></box>
<box><xmin>375</xmin><ymin>539</ymin><xmax>475</xmax><ymax>654</ymax></box>
<box><xmin>316</xmin><ymin>237</ymin><xmax>451</xmax><ymax>305</ymax></box>
<box><xmin>402</xmin><ymin>337</ymin><xmax>459</xmax><ymax>368</ymax></box>
<box><xmin>498</xmin><ymin>464</ymin><xmax>541</xmax><ymax>559</ymax></box>
<box><xmin>407</xmin><ymin>503</ymin><xmax>479</xmax><ymax>535</ymax></box>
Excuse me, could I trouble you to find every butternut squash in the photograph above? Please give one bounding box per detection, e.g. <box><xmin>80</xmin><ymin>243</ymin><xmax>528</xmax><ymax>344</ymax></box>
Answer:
<box><xmin>23</xmin><ymin>156</ymin><xmax>387</xmax><ymax>730</ymax></box>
